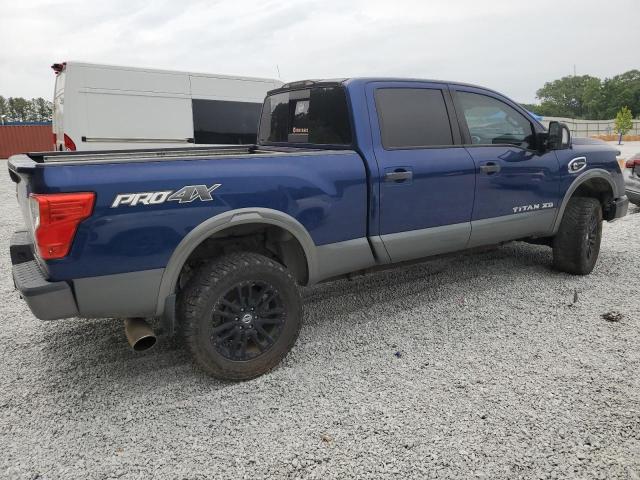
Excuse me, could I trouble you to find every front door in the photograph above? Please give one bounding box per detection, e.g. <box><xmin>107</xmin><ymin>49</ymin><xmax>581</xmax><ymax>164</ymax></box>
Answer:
<box><xmin>367</xmin><ymin>82</ymin><xmax>476</xmax><ymax>262</ymax></box>
<box><xmin>451</xmin><ymin>87</ymin><xmax>562</xmax><ymax>247</ymax></box>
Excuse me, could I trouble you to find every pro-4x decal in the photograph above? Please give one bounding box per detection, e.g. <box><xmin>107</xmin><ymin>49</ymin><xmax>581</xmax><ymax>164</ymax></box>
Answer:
<box><xmin>111</xmin><ymin>184</ymin><xmax>221</xmax><ymax>208</ymax></box>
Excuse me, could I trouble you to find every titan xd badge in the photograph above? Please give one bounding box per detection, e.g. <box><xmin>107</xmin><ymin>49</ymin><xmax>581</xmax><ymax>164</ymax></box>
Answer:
<box><xmin>111</xmin><ymin>183</ymin><xmax>221</xmax><ymax>208</ymax></box>
<box><xmin>512</xmin><ymin>202</ymin><xmax>554</xmax><ymax>214</ymax></box>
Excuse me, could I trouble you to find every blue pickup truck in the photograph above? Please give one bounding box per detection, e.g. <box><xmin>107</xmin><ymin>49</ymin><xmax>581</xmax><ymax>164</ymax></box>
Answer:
<box><xmin>9</xmin><ymin>78</ymin><xmax>628</xmax><ymax>380</ymax></box>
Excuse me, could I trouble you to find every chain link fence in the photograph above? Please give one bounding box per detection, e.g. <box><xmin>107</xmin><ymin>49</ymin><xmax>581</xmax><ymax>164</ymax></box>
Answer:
<box><xmin>540</xmin><ymin>117</ymin><xmax>640</xmax><ymax>137</ymax></box>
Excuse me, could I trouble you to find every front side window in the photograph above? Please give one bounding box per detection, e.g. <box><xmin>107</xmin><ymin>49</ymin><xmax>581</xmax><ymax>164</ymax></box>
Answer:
<box><xmin>375</xmin><ymin>88</ymin><xmax>453</xmax><ymax>149</ymax></box>
<box><xmin>457</xmin><ymin>92</ymin><xmax>535</xmax><ymax>149</ymax></box>
<box><xmin>258</xmin><ymin>86</ymin><xmax>352</xmax><ymax>145</ymax></box>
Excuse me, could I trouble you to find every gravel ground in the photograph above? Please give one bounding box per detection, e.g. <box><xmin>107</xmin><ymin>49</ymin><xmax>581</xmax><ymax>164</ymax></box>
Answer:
<box><xmin>0</xmin><ymin>173</ymin><xmax>639</xmax><ymax>480</ymax></box>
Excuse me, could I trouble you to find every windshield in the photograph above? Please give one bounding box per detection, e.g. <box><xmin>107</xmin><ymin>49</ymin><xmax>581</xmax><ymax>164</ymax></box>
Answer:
<box><xmin>258</xmin><ymin>86</ymin><xmax>352</xmax><ymax>146</ymax></box>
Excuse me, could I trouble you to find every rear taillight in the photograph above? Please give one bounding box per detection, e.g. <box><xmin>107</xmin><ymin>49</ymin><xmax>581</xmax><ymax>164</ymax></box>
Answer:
<box><xmin>29</xmin><ymin>192</ymin><xmax>95</xmax><ymax>260</ymax></box>
<box><xmin>625</xmin><ymin>159</ymin><xmax>638</xmax><ymax>169</ymax></box>
<box><xmin>63</xmin><ymin>134</ymin><xmax>76</xmax><ymax>151</ymax></box>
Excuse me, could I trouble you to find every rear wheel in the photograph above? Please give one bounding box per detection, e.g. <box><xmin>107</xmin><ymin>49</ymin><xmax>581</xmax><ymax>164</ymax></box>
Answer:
<box><xmin>552</xmin><ymin>197</ymin><xmax>602</xmax><ymax>275</ymax></box>
<box><xmin>179</xmin><ymin>252</ymin><xmax>302</xmax><ymax>380</ymax></box>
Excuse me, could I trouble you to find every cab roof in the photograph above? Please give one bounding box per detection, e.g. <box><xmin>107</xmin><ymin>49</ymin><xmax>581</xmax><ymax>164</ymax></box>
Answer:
<box><xmin>267</xmin><ymin>77</ymin><xmax>543</xmax><ymax>129</ymax></box>
<box><xmin>271</xmin><ymin>77</ymin><xmax>493</xmax><ymax>94</ymax></box>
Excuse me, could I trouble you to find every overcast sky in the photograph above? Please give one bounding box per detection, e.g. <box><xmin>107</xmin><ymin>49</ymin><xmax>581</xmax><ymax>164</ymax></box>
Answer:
<box><xmin>1</xmin><ymin>0</ymin><xmax>638</xmax><ymax>103</ymax></box>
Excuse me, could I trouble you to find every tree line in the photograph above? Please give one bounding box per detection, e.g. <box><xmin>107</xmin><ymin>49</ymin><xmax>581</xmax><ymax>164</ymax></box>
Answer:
<box><xmin>0</xmin><ymin>96</ymin><xmax>53</xmax><ymax>123</ymax></box>
<box><xmin>522</xmin><ymin>70</ymin><xmax>639</xmax><ymax>120</ymax></box>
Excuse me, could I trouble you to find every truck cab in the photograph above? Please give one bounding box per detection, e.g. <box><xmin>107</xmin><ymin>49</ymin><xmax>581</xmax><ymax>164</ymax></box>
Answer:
<box><xmin>260</xmin><ymin>78</ymin><xmax>626</xmax><ymax>263</ymax></box>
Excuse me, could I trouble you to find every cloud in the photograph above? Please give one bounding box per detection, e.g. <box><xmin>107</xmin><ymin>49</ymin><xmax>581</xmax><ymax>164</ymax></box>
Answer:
<box><xmin>0</xmin><ymin>0</ymin><xmax>637</xmax><ymax>102</ymax></box>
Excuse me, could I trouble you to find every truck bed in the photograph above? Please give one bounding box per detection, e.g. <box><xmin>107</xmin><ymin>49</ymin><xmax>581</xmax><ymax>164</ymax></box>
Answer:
<box><xmin>8</xmin><ymin>144</ymin><xmax>371</xmax><ymax>288</ymax></box>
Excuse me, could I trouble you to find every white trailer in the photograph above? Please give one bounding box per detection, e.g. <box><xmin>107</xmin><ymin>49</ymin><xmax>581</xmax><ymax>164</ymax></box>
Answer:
<box><xmin>51</xmin><ymin>61</ymin><xmax>282</xmax><ymax>151</ymax></box>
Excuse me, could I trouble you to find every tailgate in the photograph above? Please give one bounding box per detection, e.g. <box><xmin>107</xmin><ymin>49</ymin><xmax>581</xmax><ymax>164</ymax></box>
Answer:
<box><xmin>7</xmin><ymin>155</ymin><xmax>38</xmax><ymax>237</ymax></box>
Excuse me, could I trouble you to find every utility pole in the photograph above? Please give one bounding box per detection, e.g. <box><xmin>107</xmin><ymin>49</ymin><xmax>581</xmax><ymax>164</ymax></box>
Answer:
<box><xmin>573</xmin><ymin>65</ymin><xmax>576</xmax><ymax>76</ymax></box>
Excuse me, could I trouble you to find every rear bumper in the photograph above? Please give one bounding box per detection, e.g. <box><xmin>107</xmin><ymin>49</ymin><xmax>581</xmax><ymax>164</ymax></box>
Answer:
<box><xmin>10</xmin><ymin>230</ymin><xmax>165</xmax><ymax>321</ymax></box>
<box><xmin>11</xmin><ymin>231</ymin><xmax>79</xmax><ymax>320</ymax></box>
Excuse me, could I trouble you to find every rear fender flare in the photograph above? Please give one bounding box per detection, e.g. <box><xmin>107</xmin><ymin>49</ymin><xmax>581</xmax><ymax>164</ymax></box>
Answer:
<box><xmin>155</xmin><ymin>208</ymin><xmax>318</xmax><ymax>316</ymax></box>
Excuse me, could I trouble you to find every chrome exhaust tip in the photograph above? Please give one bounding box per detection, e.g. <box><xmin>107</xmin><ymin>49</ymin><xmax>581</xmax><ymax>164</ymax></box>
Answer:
<box><xmin>124</xmin><ymin>317</ymin><xmax>157</xmax><ymax>352</ymax></box>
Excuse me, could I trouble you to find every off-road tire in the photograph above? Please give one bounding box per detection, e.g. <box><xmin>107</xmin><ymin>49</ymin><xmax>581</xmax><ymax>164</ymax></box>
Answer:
<box><xmin>179</xmin><ymin>252</ymin><xmax>302</xmax><ymax>380</ymax></box>
<box><xmin>552</xmin><ymin>197</ymin><xmax>602</xmax><ymax>275</ymax></box>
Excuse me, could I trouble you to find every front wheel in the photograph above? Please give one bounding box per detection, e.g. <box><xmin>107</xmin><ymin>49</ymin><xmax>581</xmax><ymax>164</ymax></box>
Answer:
<box><xmin>552</xmin><ymin>197</ymin><xmax>602</xmax><ymax>275</ymax></box>
<box><xmin>179</xmin><ymin>252</ymin><xmax>302</xmax><ymax>380</ymax></box>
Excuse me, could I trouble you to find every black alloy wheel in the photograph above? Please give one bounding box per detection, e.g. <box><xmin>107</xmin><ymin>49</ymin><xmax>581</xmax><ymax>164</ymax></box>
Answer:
<box><xmin>211</xmin><ymin>281</ymin><xmax>286</xmax><ymax>361</ymax></box>
<box><xmin>179</xmin><ymin>252</ymin><xmax>302</xmax><ymax>380</ymax></box>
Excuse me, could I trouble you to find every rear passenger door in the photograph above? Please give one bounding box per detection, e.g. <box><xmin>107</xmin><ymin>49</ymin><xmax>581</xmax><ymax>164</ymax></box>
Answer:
<box><xmin>366</xmin><ymin>82</ymin><xmax>476</xmax><ymax>262</ymax></box>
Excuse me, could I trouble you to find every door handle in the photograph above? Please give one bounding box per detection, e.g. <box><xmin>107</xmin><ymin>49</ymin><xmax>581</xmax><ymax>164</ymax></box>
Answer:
<box><xmin>480</xmin><ymin>162</ymin><xmax>501</xmax><ymax>174</ymax></box>
<box><xmin>384</xmin><ymin>170</ymin><xmax>413</xmax><ymax>183</ymax></box>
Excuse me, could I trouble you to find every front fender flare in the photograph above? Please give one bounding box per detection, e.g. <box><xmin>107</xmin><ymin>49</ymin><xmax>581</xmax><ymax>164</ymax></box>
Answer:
<box><xmin>551</xmin><ymin>168</ymin><xmax>618</xmax><ymax>235</ymax></box>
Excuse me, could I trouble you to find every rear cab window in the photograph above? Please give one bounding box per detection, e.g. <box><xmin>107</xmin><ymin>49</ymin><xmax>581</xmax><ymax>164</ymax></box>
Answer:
<box><xmin>258</xmin><ymin>86</ymin><xmax>352</xmax><ymax>146</ymax></box>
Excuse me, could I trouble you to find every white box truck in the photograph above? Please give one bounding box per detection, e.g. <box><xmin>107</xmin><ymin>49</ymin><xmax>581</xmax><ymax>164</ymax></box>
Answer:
<box><xmin>51</xmin><ymin>61</ymin><xmax>283</xmax><ymax>151</ymax></box>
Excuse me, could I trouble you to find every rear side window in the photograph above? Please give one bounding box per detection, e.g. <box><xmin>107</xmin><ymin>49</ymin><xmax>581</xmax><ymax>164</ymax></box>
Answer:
<box><xmin>259</xmin><ymin>86</ymin><xmax>352</xmax><ymax>145</ymax></box>
<box><xmin>192</xmin><ymin>99</ymin><xmax>262</xmax><ymax>144</ymax></box>
<box><xmin>375</xmin><ymin>88</ymin><xmax>453</xmax><ymax>149</ymax></box>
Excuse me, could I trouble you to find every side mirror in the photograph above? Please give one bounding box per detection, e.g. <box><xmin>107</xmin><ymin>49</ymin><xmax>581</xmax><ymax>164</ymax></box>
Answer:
<box><xmin>547</xmin><ymin>121</ymin><xmax>571</xmax><ymax>150</ymax></box>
